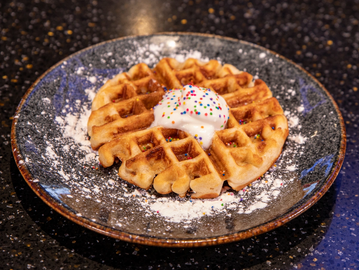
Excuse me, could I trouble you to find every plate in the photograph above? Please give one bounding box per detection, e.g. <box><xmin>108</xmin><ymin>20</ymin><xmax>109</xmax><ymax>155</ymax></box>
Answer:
<box><xmin>11</xmin><ymin>33</ymin><xmax>346</xmax><ymax>247</ymax></box>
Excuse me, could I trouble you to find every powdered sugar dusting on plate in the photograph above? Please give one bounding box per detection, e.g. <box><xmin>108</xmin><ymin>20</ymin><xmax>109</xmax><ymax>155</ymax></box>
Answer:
<box><xmin>20</xmin><ymin>43</ymin><xmax>309</xmax><ymax>225</ymax></box>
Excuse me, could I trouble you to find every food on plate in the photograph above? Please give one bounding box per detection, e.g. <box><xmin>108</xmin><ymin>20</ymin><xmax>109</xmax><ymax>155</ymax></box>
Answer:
<box><xmin>87</xmin><ymin>58</ymin><xmax>289</xmax><ymax>199</ymax></box>
<box><xmin>150</xmin><ymin>84</ymin><xmax>230</xmax><ymax>149</ymax></box>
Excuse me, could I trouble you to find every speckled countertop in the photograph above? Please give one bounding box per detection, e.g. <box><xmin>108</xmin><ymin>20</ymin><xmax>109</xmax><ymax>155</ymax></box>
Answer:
<box><xmin>0</xmin><ymin>0</ymin><xmax>358</xmax><ymax>269</ymax></box>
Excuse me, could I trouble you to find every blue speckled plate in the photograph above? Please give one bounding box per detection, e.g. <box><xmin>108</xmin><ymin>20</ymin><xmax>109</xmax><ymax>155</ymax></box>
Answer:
<box><xmin>11</xmin><ymin>33</ymin><xmax>346</xmax><ymax>247</ymax></box>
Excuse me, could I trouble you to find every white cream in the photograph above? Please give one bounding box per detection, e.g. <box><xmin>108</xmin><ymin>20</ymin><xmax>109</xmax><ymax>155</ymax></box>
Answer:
<box><xmin>151</xmin><ymin>84</ymin><xmax>229</xmax><ymax>149</ymax></box>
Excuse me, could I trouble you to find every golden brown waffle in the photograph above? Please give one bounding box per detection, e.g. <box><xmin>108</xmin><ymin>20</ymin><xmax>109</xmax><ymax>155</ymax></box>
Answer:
<box><xmin>91</xmin><ymin>63</ymin><xmax>164</xmax><ymax>111</ymax></box>
<box><xmin>88</xmin><ymin>67</ymin><xmax>165</xmax><ymax>149</ymax></box>
<box><xmin>88</xmin><ymin>58</ymin><xmax>288</xmax><ymax>198</ymax></box>
<box><xmin>99</xmin><ymin>127</ymin><xmax>223</xmax><ymax>198</ymax></box>
<box><xmin>155</xmin><ymin>58</ymin><xmax>272</xmax><ymax>108</ymax></box>
<box><xmin>88</xmin><ymin>58</ymin><xmax>272</xmax><ymax>150</ymax></box>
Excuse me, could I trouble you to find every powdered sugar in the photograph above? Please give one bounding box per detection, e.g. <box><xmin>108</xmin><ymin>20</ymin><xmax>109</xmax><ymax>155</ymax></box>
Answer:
<box><xmin>21</xmin><ymin>42</ymin><xmax>310</xmax><ymax>226</ymax></box>
<box><xmin>61</xmin><ymin>110</ymin><xmax>92</xmax><ymax>147</ymax></box>
<box><xmin>123</xmin><ymin>173</ymin><xmax>293</xmax><ymax>222</ymax></box>
<box><xmin>289</xmin><ymin>134</ymin><xmax>307</xmax><ymax>144</ymax></box>
<box><xmin>259</xmin><ymin>52</ymin><xmax>266</xmax><ymax>58</ymax></box>
<box><xmin>288</xmin><ymin>115</ymin><xmax>299</xmax><ymax>128</ymax></box>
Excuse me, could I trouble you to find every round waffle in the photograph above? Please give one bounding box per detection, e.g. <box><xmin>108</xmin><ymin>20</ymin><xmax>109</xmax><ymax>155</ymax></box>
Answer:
<box><xmin>87</xmin><ymin>58</ymin><xmax>289</xmax><ymax>199</ymax></box>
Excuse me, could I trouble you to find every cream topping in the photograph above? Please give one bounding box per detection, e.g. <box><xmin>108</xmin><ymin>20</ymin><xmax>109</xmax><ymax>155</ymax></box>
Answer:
<box><xmin>151</xmin><ymin>84</ymin><xmax>229</xmax><ymax>149</ymax></box>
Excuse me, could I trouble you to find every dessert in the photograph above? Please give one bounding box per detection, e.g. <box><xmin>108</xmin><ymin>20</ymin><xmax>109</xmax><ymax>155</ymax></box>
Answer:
<box><xmin>87</xmin><ymin>58</ymin><xmax>289</xmax><ymax>199</ymax></box>
<box><xmin>150</xmin><ymin>84</ymin><xmax>230</xmax><ymax>149</ymax></box>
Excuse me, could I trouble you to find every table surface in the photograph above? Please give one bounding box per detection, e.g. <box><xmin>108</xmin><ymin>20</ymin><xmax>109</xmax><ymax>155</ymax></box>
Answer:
<box><xmin>1</xmin><ymin>0</ymin><xmax>358</xmax><ymax>269</ymax></box>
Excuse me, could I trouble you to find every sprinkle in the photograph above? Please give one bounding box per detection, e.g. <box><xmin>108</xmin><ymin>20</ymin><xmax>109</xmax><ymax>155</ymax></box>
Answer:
<box><xmin>172</xmin><ymin>121</ymin><xmax>175</xmax><ymax>124</ymax></box>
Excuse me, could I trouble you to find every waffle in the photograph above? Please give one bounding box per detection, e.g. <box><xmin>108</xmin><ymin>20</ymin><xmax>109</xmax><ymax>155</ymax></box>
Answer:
<box><xmin>88</xmin><ymin>58</ymin><xmax>288</xmax><ymax>199</ymax></box>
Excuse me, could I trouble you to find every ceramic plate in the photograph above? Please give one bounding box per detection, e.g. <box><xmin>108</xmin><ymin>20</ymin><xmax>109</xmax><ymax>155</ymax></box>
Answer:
<box><xmin>11</xmin><ymin>33</ymin><xmax>346</xmax><ymax>247</ymax></box>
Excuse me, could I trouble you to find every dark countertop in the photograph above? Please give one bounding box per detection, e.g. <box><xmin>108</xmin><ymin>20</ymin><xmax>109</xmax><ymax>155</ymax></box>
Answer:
<box><xmin>1</xmin><ymin>0</ymin><xmax>358</xmax><ymax>269</ymax></box>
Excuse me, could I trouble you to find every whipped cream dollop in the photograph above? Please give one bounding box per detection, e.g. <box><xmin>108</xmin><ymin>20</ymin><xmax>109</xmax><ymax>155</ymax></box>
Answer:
<box><xmin>151</xmin><ymin>84</ymin><xmax>229</xmax><ymax>149</ymax></box>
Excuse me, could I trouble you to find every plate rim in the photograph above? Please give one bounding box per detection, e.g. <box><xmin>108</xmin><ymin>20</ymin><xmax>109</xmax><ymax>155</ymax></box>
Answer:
<box><xmin>10</xmin><ymin>32</ymin><xmax>346</xmax><ymax>247</ymax></box>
